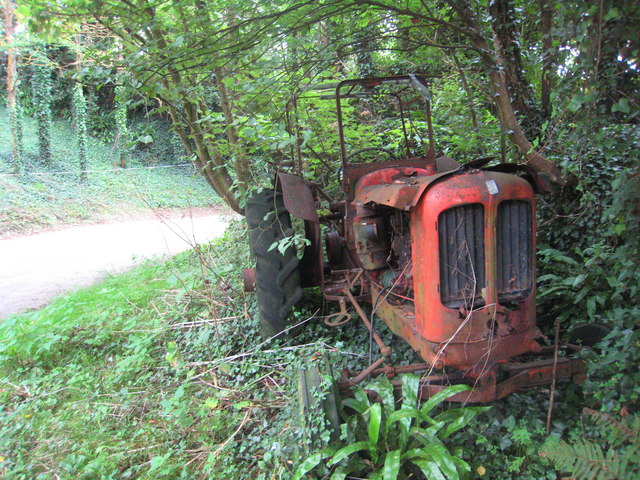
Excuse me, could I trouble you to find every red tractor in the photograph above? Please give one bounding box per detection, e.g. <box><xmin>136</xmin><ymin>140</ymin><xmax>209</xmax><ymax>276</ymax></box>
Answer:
<box><xmin>244</xmin><ymin>75</ymin><xmax>584</xmax><ymax>402</ymax></box>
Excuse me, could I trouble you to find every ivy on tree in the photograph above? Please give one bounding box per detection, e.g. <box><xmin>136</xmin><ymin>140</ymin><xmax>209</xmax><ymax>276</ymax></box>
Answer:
<box><xmin>73</xmin><ymin>82</ymin><xmax>88</xmax><ymax>181</ymax></box>
<box><xmin>31</xmin><ymin>47</ymin><xmax>54</xmax><ymax>165</ymax></box>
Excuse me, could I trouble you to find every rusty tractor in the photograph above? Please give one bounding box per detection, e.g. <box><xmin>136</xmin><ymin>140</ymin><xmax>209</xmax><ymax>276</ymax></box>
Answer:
<box><xmin>244</xmin><ymin>75</ymin><xmax>584</xmax><ymax>403</ymax></box>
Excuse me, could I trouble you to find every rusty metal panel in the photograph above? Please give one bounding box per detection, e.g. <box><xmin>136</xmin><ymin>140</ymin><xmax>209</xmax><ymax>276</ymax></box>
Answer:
<box><xmin>344</xmin><ymin>158</ymin><xmax>436</xmax><ymax>196</ymax></box>
<box><xmin>417</xmin><ymin>356</ymin><xmax>585</xmax><ymax>402</ymax></box>
<box><xmin>408</xmin><ymin>172</ymin><xmax>539</xmax><ymax>368</ymax></box>
<box><xmin>277</xmin><ymin>172</ymin><xmax>318</xmax><ymax>222</ymax></box>
<box><xmin>352</xmin><ymin>170</ymin><xmax>453</xmax><ymax>210</ymax></box>
<box><xmin>355</xmin><ymin>183</ymin><xmax>420</xmax><ymax>210</ymax></box>
<box><xmin>338</xmin><ymin>352</ymin><xmax>585</xmax><ymax>403</ymax></box>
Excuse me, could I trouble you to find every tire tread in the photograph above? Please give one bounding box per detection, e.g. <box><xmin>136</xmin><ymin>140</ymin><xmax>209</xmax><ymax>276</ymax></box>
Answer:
<box><xmin>246</xmin><ymin>190</ymin><xmax>303</xmax><ymax>338</ymax></box>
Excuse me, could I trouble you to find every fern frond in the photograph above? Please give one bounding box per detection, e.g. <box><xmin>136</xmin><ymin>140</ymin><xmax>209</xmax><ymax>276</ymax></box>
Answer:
<box><xmin>541</xmin><ymin>437</ymin><xmax>613</xmax><ymax>480</ymax></box>
<box><xmin>608</xmin><ymin>445</ymin><xmax>640</xmax><ymax>479</ymax></box>
<box><xmin>543</xmin><ymin>412</ymin><xmax>640</xmax><ymax>480</ymax></box>
<box><xmin>583</xmin><ymin>408</ymin><xmax>640</xmax><ymax>449</ymax></box>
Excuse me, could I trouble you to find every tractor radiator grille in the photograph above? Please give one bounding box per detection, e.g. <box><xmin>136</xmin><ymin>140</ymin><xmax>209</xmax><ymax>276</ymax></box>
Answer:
<box><xmin>497</xmin><ymin>200</ymin><xmax>533</xmax><ymax>303</ymax></box>
<box><xmin>438</xmin><ymin>204</ymin><xmax>486</xmax><ymax>308</ymax></box>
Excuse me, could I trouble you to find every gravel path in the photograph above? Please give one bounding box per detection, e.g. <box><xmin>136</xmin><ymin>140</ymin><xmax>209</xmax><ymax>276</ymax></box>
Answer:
<box><xmin>0</xmin><ymin>213</ymin><xmax>233</xmax><ymax>318</ymax></box>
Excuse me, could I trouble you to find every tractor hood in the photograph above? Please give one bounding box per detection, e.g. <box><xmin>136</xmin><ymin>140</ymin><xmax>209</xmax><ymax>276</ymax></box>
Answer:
<box><xmin>353</xmin><ymin>163</ymin><xmax>549</xmax><ymax>210</ymax></box>
<box><xmin>353</xmin><ymin>169</ymin><xmax>455</xmax><ymax>210</ymax></box>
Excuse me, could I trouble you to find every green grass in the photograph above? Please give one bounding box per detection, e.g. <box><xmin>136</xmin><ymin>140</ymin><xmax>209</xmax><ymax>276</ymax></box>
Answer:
<box><xmin>0</xmin><ymin>107</ymin><xmax>221</xmax><ymax>237</ymax></box>
<box><xmin>0</xmin><ymin>224</ymin><xmax>299</xmax><ymax>479</ymax></box>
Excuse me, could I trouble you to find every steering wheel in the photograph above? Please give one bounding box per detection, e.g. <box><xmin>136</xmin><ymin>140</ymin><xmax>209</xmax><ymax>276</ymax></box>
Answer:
<box><xmin>346</xmin><ymin>147</ymin><xmax>398</xmax><ymax>163</ymax></box>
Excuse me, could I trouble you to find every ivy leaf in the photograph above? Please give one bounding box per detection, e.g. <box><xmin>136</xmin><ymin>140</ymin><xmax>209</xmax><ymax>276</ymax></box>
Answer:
<box><xmin>603</xmin><ymin>7</ymin><xmax>620</xmax><ymax>21</ymax></box>
<box><xmin>165</xmin><ymin>341</ymin><xmax>184</xmax><ymax>368</ymax></box>
<box><xmin>149</xmin><ymin>450</ymin><xmax>173</xmax><ymax>473</ymax></box>
<box><xmin>568</xmin><ymin>94</ymin><xmax>590</xmax><ymax>113</ymax></box>
<box><xmin>611</xmin><ymin>98</ymin><xmax>630</xmax><ymax>114</ymax></box>
<box><xmin>613</xmin><ymin>222</ymin><xmax>626</xmax><ymax>236</ymax></box>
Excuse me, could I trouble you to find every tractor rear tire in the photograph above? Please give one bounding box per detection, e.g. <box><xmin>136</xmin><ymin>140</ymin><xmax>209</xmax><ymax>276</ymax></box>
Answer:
<box><xmin>246</xmin><ymin>190</ymin><xmax>303</xmax><ymax>338</ymax></box>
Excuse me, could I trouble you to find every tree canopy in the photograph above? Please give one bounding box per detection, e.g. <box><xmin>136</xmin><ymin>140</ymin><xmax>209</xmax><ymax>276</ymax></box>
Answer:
<box><xmin>10</xmin><ymin>0</ymin><xmax>636</xmax><ymax>213</ymax></box>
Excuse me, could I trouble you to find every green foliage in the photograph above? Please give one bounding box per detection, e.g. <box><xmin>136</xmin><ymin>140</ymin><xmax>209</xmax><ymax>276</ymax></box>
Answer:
<box><xmin>537</xmin><ymin>242</ymin><xmax>639</xmax><ymax>412</ymax></box>
<box><xmin>3</xmin><ymin>1</ymin><xmax>639</xmax><ymax>478</ymax></box>
<box><xmin>0</xmin><ymin>221</ymin><xmax>349</xmax><ymax>479</ymax></box>
<box><xmin>430</xmin><ymin>76</ymin><xmax>500</xmax><ymax>159</ymax></box>
<box><xmin>584</xmin><ymin>326</ymin><xmax>640</xmax><ymax>412</ymax></box>
<box><xmin>294</xmin><ymin>377</ymin><xmax>490</xmax><ymax>479</ymax></box>
<box><xmin>537</xmin><ymin>243</ymin><xmax>639</xmax><ymax>327</ymax></box>
<box><xmin>536</xmin><ymin>127</ymin><xmax>639</xmax><ymax>412</ymax></box>
<box><xmin>0</xmin><ymin>226</ymin><xmax>255</xmax><ymax>478</ymax></box>
<box><xmin>84</xmin><ymin>86</ymin><xmax>117</xmax><ymax>143</ymax></box>
<box><xmin>268</xmin><ymin>230</ymin><xmax>311</xmax><ymax>259</ymax></box>
<box><xmin>448</xmin><ymin>390</ymin><xmax>572</xmax><ymax>480</ymax></box>
<box><xmin>130</xmin><ymin>116</ymin><xmax>187</xmax><ymax>166</ymax></box>
<box><xmin>31</xmin><ymin>47</ymin><xmax>54</xmax><ymax>164</ymax></box>
<box><xmin>541</xmin><ymin>409</ymin><xmax>640</xmax><ymax>480</ymax></box>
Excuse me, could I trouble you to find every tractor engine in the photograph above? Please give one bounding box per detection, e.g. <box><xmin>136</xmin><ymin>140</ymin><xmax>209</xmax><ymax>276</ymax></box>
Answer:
<box><xmin>351</xmin><ymin>167</ymin><xmax>541</xmax><ymax>374</ymax></box>
<box><xmin>353</xmin><ymin>209</ymin><xmax>413</xmax><ymax>302</ymax></box>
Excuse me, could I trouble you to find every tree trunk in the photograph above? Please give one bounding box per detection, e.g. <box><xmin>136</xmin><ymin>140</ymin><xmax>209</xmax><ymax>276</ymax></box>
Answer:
<box><xmin>74</xmin><ymin>83</ymin><xmax>88</xmax><ymax>182</ymax></box>
<box><xmin>214</xmin><ymin>66</ymin><xmax>250</xmax><ymax>196</ymax></box>
<box><xmin>159</xmin><ymin>77</ymin><xmax>243</xmax><ymax>214</ymax></box>
<box><xmin>539</xmin><ymin>0</ymin><xmax>552</xmax><ymax>118</ymax></box>
<box><xmin>489</xmin><ymin>0</ymin><xmax>541</xmax><ymax>135</ymax></box>
<box><xmin>74</xmin><ymin>35</ymin><xmax>88</xmax><ymax>181</ymax></box>
<box><xmin>183</xmin><ymin>100</ymin><xmax>244</xmax><ymax>214</ymax></box>
<box><xmin>446</xmin><ymin>0</ymin><xmax>565</xmax><ymax>185</ymax></box>
<box><xmin>32</xmin><ymin>48</ymin><xmax>53</xmax><ymax>165</ymax></box>
<box><xmin>4</xmin><ymin>0</ymin><xmax>21</xmax><ymax>173</ymax></box>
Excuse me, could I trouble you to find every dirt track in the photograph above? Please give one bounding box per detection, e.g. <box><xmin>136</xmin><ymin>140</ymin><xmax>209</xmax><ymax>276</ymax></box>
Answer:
<box><xmin>0</xmin><ymin>211</ymin><xmax>233</xmax><ymax>318</ymax></box>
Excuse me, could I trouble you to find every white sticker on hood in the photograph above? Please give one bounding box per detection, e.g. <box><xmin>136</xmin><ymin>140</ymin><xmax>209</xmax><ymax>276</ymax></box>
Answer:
<box><xmin>486</xmin><ymin>180</ymin><xmax>499</xmax><ymax>195</ymax></box>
